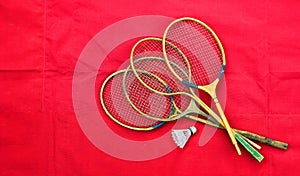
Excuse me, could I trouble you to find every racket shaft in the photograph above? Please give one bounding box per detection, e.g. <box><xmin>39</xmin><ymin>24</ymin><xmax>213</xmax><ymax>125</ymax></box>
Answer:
<box><xmin>199</xmin><ymin>83</ymin><xmax>241</xmax><ymax>154</ymax></box>
<box><xmin>214</xmin><ymin>96</ymin><xmax>241</xmax><ymax>154</ymax></box>
<box><xmin>193</xmin><ymin>95</ymin><xmax>266</xmax><ymax>158</ymax></box>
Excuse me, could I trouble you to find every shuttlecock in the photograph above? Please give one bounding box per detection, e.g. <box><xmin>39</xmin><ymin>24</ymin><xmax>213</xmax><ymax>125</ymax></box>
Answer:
<box><xmin>172</xmin><ymin>126</ymin><xmax>197</xmax><ymax>149</ymax></box>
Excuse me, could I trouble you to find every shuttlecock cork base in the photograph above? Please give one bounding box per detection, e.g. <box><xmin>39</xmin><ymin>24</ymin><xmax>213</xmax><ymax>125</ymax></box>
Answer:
<box><xmin>172</xmin><ymin>126</ymin><xmax>197</xmax><ymax>149</ymax></box>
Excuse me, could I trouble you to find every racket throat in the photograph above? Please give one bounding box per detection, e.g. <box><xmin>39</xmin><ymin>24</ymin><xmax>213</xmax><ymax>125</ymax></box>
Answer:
<box><xmin>199</xmin><ymin>82</ymin><xmax>218</xmax><ymax>98</ymax></box>
<box><xmin>180</xmin><ymin>80</ymin><xmax>217</xmax><ymax>98</ymax></box>
<box><xmin>175</xmin><ymin>100</ymin><xmax>202</xmax><ymax>119</ymax></box>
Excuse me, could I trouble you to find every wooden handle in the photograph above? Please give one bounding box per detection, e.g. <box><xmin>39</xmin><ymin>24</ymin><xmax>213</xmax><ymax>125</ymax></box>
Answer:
<box><xmin>186</xmin><ymin>115</ymin><xmax>288</xmax><ymax>150</ymax></box>
<box><xmin>234</xmin><ymin>129</ymin><xmax>288</xmax><ymax>150</ymax></box>
<box><xmin>235</xmin><ymin>133</ymin><xmax>264</xmax><ymax>162</ymax></box>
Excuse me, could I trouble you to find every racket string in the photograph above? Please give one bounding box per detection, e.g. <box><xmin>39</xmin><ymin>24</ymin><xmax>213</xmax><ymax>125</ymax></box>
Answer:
<box><xmin>130</xmin><ymin>38</ymin><xmax>202</xmax><ymax>119</ymax></box>
<box><xmin>132</xmin><ymin>58</ymin><xmax>191</xmax><ymax>114</ymax></box>
<box><xmin>125</xmin><ymin>71</ymin><xmax>173</xmax><ymax>119</ymax></box>
<box><xmin>102</xmin><ymin>72</ymin><xmax>163</xmax><ymax>128</ymax></box>
<box><xmin>165</xmin><ymin>20</ymin><xmax>223</xmax><ymax>85</ymax></box>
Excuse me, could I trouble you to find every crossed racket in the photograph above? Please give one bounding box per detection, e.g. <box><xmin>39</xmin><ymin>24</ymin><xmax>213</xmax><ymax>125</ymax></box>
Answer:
<box><xmin>99</xmin><ymin>17</ymin><xmax>288</xmax><ymax>162</ymax></box>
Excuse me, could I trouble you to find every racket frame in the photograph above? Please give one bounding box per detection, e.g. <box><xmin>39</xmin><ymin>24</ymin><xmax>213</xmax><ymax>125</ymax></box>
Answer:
<box><xmin>100</xmin><ymin>69</ymin><xmax>165</xmax><ymax>131</ymax></box>
<box><xmin>162</xmin><ymin>17</ymin><xmax>241</xmax><ymax>155</ymax></box>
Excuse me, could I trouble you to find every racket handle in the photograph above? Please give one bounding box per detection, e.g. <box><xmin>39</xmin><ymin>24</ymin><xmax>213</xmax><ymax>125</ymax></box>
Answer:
<box><xmin>235</xmin><ymin>133</ymin><xmax>264</xmax><ymax>162</ymax></box>
<box><xmin>239</xmin><ymin>134</ymin><xmax>262</xmax><ymax>150</ymax></box>
<box><xmin>233</xmin><ymin>129</ymin><xmax>288</xmax><ymax>150</ymax></box>
<box><xmin>188</xmin><ymin>115</ymin><xmax>288</xmax><ymax>150</ymax></box>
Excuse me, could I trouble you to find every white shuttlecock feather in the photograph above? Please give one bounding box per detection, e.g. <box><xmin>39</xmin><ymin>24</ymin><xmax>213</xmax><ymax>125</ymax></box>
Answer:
<box><xmin>172</xmin><ymin>126</ymin><xmax>197</xmax><ymax>149</ymax></box>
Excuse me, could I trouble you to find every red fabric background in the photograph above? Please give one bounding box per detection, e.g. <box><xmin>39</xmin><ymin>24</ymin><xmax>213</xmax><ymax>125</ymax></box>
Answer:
<box><xmin>1</xmin><ymin>0</ymin><xmax>300</xmax><ymax>175</ymax></box>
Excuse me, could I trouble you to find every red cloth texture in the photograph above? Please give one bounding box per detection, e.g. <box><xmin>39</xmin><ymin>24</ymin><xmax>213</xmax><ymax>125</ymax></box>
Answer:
<box><xmin>1</xmin><ymin>1</ymin><xmax>299</xmax><ymax>176</ymax></box>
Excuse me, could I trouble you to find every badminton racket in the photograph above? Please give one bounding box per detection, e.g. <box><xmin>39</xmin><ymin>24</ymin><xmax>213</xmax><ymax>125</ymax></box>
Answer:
<box><xmin>162</xmin><ymin>17</ymin><xmax>239</xmax><ymax>154</ymax></box>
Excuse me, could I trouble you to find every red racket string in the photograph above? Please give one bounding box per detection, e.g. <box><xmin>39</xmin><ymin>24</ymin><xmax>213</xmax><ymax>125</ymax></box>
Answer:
<box><xmin>101</xmin><ymin>70</ymin><xmax>164</xmax><ymax>129</ymax></box>
<box><xmin>164</xmin><ymin>19</ymin><xmax>223</xmax><ymax>85</ymax></box>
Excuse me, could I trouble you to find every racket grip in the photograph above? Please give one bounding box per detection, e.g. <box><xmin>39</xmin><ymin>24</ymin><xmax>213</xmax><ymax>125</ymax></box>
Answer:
<box><xmin>234</xmin><ymin>129</ymin><xmax>288</xmax><ymax>150</ymax></box>
<box><xmin>235</xmin><ymin>133</ymin><xmax>264</xmax><ymax>162</ymax></box>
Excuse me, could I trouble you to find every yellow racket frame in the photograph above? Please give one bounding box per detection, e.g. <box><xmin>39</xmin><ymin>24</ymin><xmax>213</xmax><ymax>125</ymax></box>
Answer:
<box><xmin>100</xmin><ymin>69</ymin><xmax>165</xmax><ymax>131</ymax></box>
<box><xmin>162</xmin><ymin>17</ymin><xmax>239</xmax><ymax>155</ymax></box>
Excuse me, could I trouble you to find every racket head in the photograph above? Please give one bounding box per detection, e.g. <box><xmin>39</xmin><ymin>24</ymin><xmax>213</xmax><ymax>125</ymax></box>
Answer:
<box><xmin>122</xmin><ymin>65</ymin><xmax>180</xmax><ymax>122</ymax></box>
<box><xmin>100</xmin><ymin>69</ymin><xmax>165</xmax><ymax>131</ymax></box>
<box><xmin>130</xmin><ymin>37</ymin><xmax>191</xmax><ymax>95</ymax></box>
<box><xmin>162</xmin><ymin>17</ymin><xmax>226</xmax><ymax>87</ymax></box>
<box><xmin>123</xmin><ymin>64</ymin><xmax>208</xmax><ymax>123</ymax></box>
<box><xmin>129</xmin><ymin>51</ymin><xmax>202</xmax><ymax>122</ymax></box>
